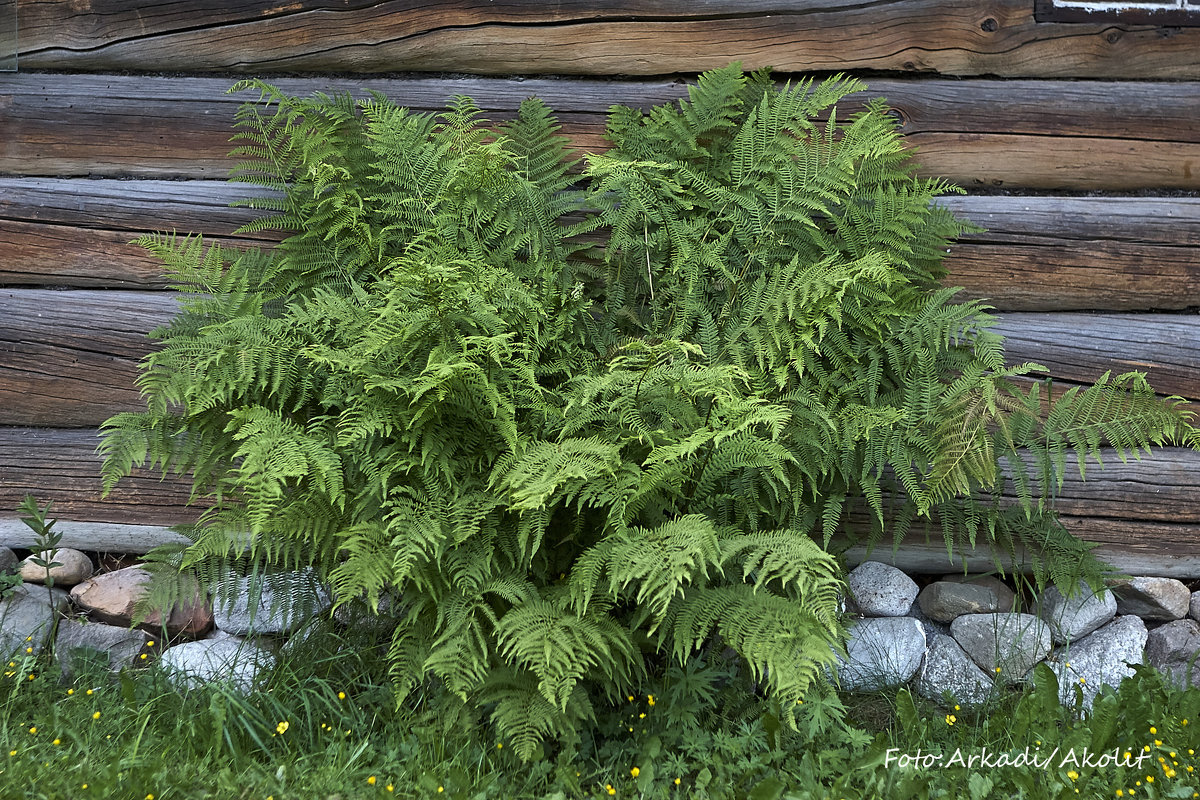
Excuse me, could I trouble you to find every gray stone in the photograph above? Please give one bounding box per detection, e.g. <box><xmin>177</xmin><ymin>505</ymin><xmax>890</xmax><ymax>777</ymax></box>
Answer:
<box><xmin>213</xmin><ymin>569</ymin><xmax>332</xmax><ymax>636</ymax></box>
<box><xmin>55</xmin><ymin>617</ymin><xmax>154</xmax><ymax>679</ymax></box>
<box><xmin>940</xmin><ymin>574</ymin><xmax>1016</xmax><ymax>613</ymax></box>
<box><xmin>1145</xmin><ymin>618</ymin><xmax>1200</xmax><ymax>690</ymax></box>
<box><xmin>0</xmin><ymin>547</ymin><xmax>18</xmax><ymax>575</ymax></box>
<box><xmin>1113</xmin><ymin>577</ymin><xmax>1190</xmax><ymax>621</ymax></box>
<box><xmin>915</xmin><ymin>633</ymin><xmax>995</xmax><ymax>707</ymax></box>
<box><xmin>950</xmin><ymin>612</ymin><xmax>1052</xmax><ymax>681</ymax></box>
<box><xmin>0</xmin><ymin>583</ymin><xmax>70</xmax><ymax>658</ymax></box>
<box><xmin>1188</xmin><ymin>591</ymin><xmax>1200</xmax><ymax>623</ymax></box>
<box><xmin>919</xmin><ymin>581</ymin><xmax>1010</xmax><ymax>623</ymax></box>
<box><xmin>846</xmin><ymin>562</ymin><xmax>918</xmax><ymax>617</ymax></box>
<box><xmin>907</xmin><ymin>605</ymin><xmax>951</xmax><ymax>641</ymax></box>
<box><xmin>19</xmin><ymin>548</ymin><xmax>94</xmax><ymax>587</ymax></box>
<box><xmin>159</xmin><ymin>637</ymin><xmax>276</xmax><ymax>694</ymax></box>
<box><xmin>834</xmin><ymin>616</ymin><xmax>926</xmax><ymax>692</ymax></box>
<box><xmin>1046</xmin><ymin>615</ymin><xmax>1147</xmax><ymax>710</ymax></box>
<box><xmin>1038</xmin><ymin>582</ymin><xmax>1117</xmax><ymax>645</ymax></box>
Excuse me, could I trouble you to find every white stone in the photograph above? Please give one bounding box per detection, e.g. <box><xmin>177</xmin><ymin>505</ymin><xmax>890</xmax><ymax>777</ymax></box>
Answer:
<box><xmin>915</xmin><ymin>633</ymin><xmax>995</xmax><ymax>707</ymax></box>
<box><xmin>834</xmin><ymin>616</ymin><xmax>926</xmax><ymax>692</ymax></box>
<box><xmin>1038</xmin><ymin>582</ymin><xmax>1117</xmax><ymax>645</ymax></box>
<box><xmin>160</xmin><ymin>637</ymin><xmax>276</xmax><ymax>694</ymax></box>
<box><xmin>951</xmin><ymin>612</ymin><xmax>1052</xmax><ymax>681</ymax></box>
<box><xmin>846</xmin><ymin>561</ymin><xmax>918</xmax><ymax>617</ymax></box>
<box><xmin>19</xmin><ymin>548</ymin><xmax>94</xmax><ymax>586</ymax></box>
<box><xmin>1046</xmin><ymin>615</ymin><xmax>1147</xmax><ymax>710</ymax></box>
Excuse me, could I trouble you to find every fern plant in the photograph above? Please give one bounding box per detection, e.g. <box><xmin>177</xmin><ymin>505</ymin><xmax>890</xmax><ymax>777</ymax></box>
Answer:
<box><xmin>100</xmin><ymin>64</ymin><xmax>1198</xmax><ymax>758</ymax></box>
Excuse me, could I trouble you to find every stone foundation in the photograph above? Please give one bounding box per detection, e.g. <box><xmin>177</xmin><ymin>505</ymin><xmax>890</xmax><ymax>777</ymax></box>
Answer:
<box><xmin>839</xmin><ymin>561</ymin><xmax>1200</xmax><ymax>708</ymax></box>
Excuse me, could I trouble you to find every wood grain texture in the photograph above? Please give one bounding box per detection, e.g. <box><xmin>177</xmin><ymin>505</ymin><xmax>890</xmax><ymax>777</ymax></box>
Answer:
<box><xmin>943</xmin><ymin>196</ymin><xmax>1200</xmax><ymax>311</ymax></box>
<box><xmin>0</xmin><ymin>289</ymin><xmax>176</xmax><ymax>427</ymax></box>
<box><xmin>13</xmin><ymin>0</ymin><xmax>1200</xmax><ymax>78</ymax></box>
<box><xmin>0</xmin><ymin>179</ymin><xmax>278</xmax><ymax>288</ymax></box>
<box><xmin>5</xmin><ymin>180</ymin><xmax>1199</xmax><ymax>309</ymax></box>
<box><xmin>994</xmin><ymin>313</ymin><xmax>1200</xmax><ymax>401</ymax></box>
<box><xmin>0</xmin><ymin>520</ymin><xmax>191</xmax><ymax>554</ymax></box>
<box><xmin>3</xmin><ymin>73</ymin><xmax>1200</xmax><ymax>190</ymax></box>
<box><xmin>842</xmin><ymin>529</ymin><xmax>1200</xmax><ymax>578</ymax></box>
<box><xmin>1</xmin><ymin>288</ymin><xmax>1196</xmax><ymax>425</ymax></box>
<box><xmin>0</xmin><ymin>427</ymin><xmax>199</xmax><ymax>527</ymax></box>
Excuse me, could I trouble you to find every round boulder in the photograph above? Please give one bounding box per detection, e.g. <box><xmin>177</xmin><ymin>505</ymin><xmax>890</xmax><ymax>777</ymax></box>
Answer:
<box><xmin>847</xmin><ymin>561</ymin><xmax>918</xmax><ymax>617</ymax></box>
<box><xmin>19</xmin><ymin>548</ymin><xmax>94</xmax><ymax>587</ymax></box>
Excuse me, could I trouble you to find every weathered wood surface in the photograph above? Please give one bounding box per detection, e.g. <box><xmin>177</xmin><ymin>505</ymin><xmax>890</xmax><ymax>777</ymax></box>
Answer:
<box><xmin>0</xmin><ymin>428</ymin><xmax>199</xmax><ymax>527</ymax></box>
<box><xmin>842</xmin><ymin>531</ymin><xmax>1200</xmax><ymax>579</ymax></box>
<box><xmin>5</xmin><ymin>180</ymin><xmax>1200</xmax><ymax>310</ymax></box>
<box><xmin>1</xmin><ymin>288</ymin><xmax>1197</xmax><ymax>425</ymax></box>
<box><xmin>1</xmin><ymin>425</ymin><xmax>1196</xmax><ymax>566</ymax></box>
<box><xmin>0</xmin><ymin>520</ymin><xmax>191</xmax><ymax>555</ymax></box>
<box><xmin>0</xmin><ymin>179</ymin><xmax>278</xmax><ymax>288</ymax></box>
<box><xmin>0</xmin><ymin>289</ymin><xmax>176</xmax><ymax>427</ymax></box>
<box><xmin>4</xmin><ymin>74</ymin><xmax>1200</xmax><ymax>190</ymax></box>
<box><xmin>942</xmin><ymin>196</ymin><xmax>1200</xmax><ymax>311</ymax></box>
<box><xmin>993</xmin><ymin>314</ymin><xmax>1199</xmax><ymax>402</ymax></box>
<box><xmin>13</xmin><ymin>0</ymin><xmax>1200</xmax><ymax>78</ymax></box>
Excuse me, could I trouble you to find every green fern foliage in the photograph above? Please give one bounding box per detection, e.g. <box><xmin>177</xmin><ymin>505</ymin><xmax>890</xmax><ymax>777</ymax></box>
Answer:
<box><xmin>101</xmin><ymin>64</ymin><xmax>1198</xmax><ymax>758</ymax></box>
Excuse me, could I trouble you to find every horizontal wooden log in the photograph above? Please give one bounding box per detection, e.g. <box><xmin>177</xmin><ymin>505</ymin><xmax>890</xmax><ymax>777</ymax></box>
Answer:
<box><xmin>5</xmin><ymin>180</ymin><xmax>1200</xmax><ymax>310</ymax></box>
<box><xmin>0</xmin><ymin>520</ymin><xmax>190</xmax><ymax>555</ymax></box>
<box><xmin>0</xmin><ymin>427</ymin><xmax>198</xmax><ymax>527</ymax></box>
<box><xmin>942</xmin><ymin>195</ymin><xmax>1200</xmax><ymax>310</ymax></box>
<box><xmin>3</xmin><ymin>74</ymin><xmax>1200</xmax><ymax>190</ymax></box>
<box><xmin>993</xmin><ymin>313</ymin><xmax>1199</xmax><ymax>401</ymax></box>
<box><xmin>2</xmin><ymin>425</ymin><xmax>1197</xmax><ymax>566</ymax></box>
<box><xmin>13</xmin><ymin>0</ymin><xmax>1200</xmax><ymax>78</ymax></box>
<box><xmin>1</xmin><ymin>288</ymin><xmax>1197</xmax><ymax>424</ymax></box>
<box><xmin>842</xmin><ymin>527</ymin><xmax>1200</xmax><ymax>579</ymax></box>
<box><xmin>0</xmin><ymin>289</ymin><xmax>176</xmax><ymax>427</ymax></box>
<box><xmin>0</xmin><ymin>179</ymin><xmax>278</xmax><ymax>288</ymax></box>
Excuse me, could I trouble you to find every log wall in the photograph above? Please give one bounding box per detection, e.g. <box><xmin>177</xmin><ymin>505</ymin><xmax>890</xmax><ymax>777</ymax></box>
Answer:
<box><xmin>1</xmin><ymin>0</ymin><xmax>1197</xmax><ymax>571</ymax></box>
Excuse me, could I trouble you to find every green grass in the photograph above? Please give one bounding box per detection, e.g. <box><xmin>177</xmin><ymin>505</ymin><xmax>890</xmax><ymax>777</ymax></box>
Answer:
<box><xmin>4</xmin><ymin>620</ymin><xmax>1200</xmax><ymax>800</ymax></box>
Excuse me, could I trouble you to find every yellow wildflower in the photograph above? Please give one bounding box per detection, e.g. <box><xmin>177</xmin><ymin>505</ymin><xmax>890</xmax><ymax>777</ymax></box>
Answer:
<box><xmin>631</xmin><ymin>767</ymin><xmax>640</xmax><ymax>778</ymax></box>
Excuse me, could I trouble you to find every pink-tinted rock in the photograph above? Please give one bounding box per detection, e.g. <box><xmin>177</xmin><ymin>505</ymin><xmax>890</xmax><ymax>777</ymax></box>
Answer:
<box><xmin>69</xmin><ymin>566</ymin><xmax>213</xmax><ymax>639</ymax></box>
